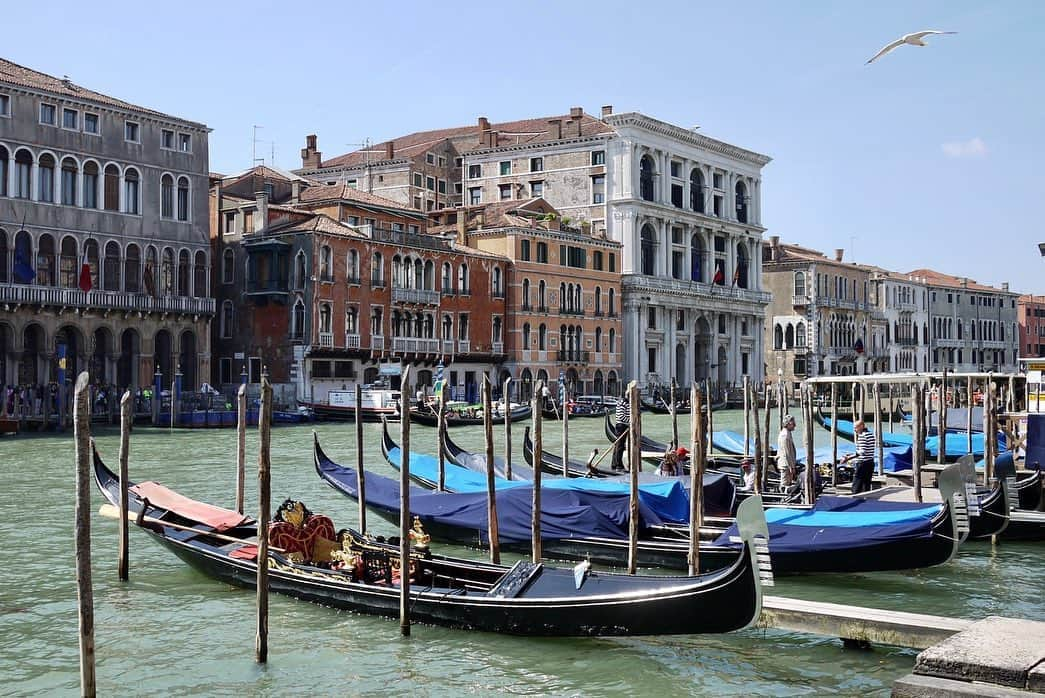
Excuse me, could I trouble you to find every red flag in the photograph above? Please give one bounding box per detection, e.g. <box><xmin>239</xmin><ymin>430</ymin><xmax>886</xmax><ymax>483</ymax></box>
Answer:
<box><xmin>78</xmin><ymin>249</ymin><xmax>92</xmax><ymax>293</ymax></box>
<box><xmin>713</xmin><ymin>264</ymin><xmax>724</xmax><ymax>285</ymax></box>
<box><xmin>731</xmin><ymin>266</ymin><xmax>740</xmax><ymax>287</ymax></box>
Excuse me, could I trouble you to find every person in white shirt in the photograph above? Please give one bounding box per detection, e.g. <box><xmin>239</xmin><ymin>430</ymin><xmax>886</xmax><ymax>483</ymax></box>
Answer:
<box><xmin>776</xmin><ymin>415</ymin><xmax>798</xmax><ymax>489</ymax></box>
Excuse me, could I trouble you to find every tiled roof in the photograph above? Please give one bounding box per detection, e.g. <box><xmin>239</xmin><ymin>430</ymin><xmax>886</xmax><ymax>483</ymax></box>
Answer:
<box><xmin>223</xmin><ymin>165</ymin><xmax>308</xmax><ymax>184</ymax></box>
<box><xmin>318</xmin><ymin>111</ymin><xmax>613</xmax><ymax>169</ymax></box>
<box><xmin>265</xmin><ymin>212</ymin><xmax>366</xmax><ymax>238</ymax></box>
<box><xmin>0</xmin><ymin>57</ymin><xmax>205</xmax><ymax>127</ymax></box>
<box><xmin>769</xmin><ymin>242</ymin><xmax>879</xmax><ymax>272</ymax></box>
<box><xmin>906</xmin><ymin>269</ymin><xmax>1014</xmax><ymax>294</ymax></box>
<box><xmin>296</xmin><ymin>183</ymin><xmax>421</xmax><ymax>213</ymax></box>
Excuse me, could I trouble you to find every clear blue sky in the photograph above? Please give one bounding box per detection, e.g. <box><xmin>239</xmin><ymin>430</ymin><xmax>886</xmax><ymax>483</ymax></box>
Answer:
<box><xmin>5</xmin><ymin>1</ymin><xmax>1043</xmax><ymax>292</ymax></box>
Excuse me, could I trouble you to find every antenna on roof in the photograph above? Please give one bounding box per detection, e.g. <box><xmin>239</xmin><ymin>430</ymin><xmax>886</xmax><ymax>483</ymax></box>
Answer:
<box><xmin>252</xmin><ymin>125</ymin><xmax>265</xmax><ymax>167</ymax></box>
<box><xmin>345</xmin><ymin>139</ymin><xmax>373</xmax><ymax>192</ymax></box>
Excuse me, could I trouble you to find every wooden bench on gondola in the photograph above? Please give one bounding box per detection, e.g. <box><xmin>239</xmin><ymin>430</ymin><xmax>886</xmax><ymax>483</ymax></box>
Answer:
<box><xmin>486</xmin><ymin>561</ymin><xmax>542</xmax><ymax>598</ymax></box>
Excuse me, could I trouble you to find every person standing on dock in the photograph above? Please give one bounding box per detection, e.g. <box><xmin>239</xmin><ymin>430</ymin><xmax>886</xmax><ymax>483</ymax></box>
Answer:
<box><xmin>777</xmin><ymin>415</ymin><xmax>798</xmax><ymax>489</ymax></box>
<box><xmin>612</xmin><ymin>396</ymin><xmax>631</xmax><ymax>471</ymax></box>
<box><xmin>845</xmin><ymin>420</ymin><xmax>876</xmax><ymax>494</ymax></box>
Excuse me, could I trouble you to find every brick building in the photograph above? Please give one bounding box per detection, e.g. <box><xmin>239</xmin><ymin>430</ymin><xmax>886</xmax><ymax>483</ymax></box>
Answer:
<box><xmin>211</xmin><ymin>167</ymin><xmax>508</xmax><ymax>403</ymax></box>
<box><xmin>431</xmin><ymin>198</ymin><xmax>623</xmax><ymax>400</ymax></box>
<box><xmin>1017</xmin><ymin>294</ymin><xmax>1045</xmax><ymax>359</ymax></box>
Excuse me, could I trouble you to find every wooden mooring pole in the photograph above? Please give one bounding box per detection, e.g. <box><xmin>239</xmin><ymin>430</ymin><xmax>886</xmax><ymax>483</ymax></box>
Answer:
<box><xmin>751</xmin><ymin>382</ymin><xmax>763</xmax><ymax>495</ymax></box>
<box><xmin>938</xmin><ymin>370</ymin><xmax>948</xmax><ymax>466</ymax></box>
<box><xmin>804</xmin><ymin>386</ymin><xmax>816</xmax><ymax>504</ymax></box>
<box><xmin>255</xmin><ymin>376</ymin><xmax>272</xmax><ymax>662</ymax></box>
<box><xmin>742</xmin><ymin>375</ymin><xmax>750</xmax><ymax>458</ymax></box>
<box><xmin>670</xmin><ymin>379</ymin><xmax>678</xmax><ymax>449</ymax></box>
<box><xmin>561</xmin><ymin>379</ymin><xmax>570</xmax><ymax>478</ymax></box>
<box><xmin>399</xmin><ymin>369</ymin><xmax>412</xmax><ymax>636</ymax></box>
<box><xmin>705</xmin><ymin>379</ymin><xmax>714</xmax><ymax>457</ymax></box>
<box><xmin>912</xmin><ymin>383</ymin><xmax>923</xmax><ymax>504</ymax></box>
<box><xmin>235</xmin><ymin>384</ymin><xmax>246</xmax><ymax>514</ymax></box>
<box><xmin>117</xmin><ymin>390</ymin><xmax>132</xmax><ymax>582</ymax></box>
<box><xmin>966</xmin><ymin>375</ymin><xmax>974</xmax><ymax>456</ymax></box>
<box><xmin>688</xmin><ymin>383</ymin><xmax>704</xmax><ymax>575</ymax></box>
<box><xmin>483</xmin><ymin>377</ymin><xmax>500</xmax><ymax>564</ymax></box>
<box><xmin>830</xmin><ymin>383</ymin><xmax>839</xmax><ymax>487</ymax></box>
<box><xmin>503</xmin><ymin>377</ymin><xmax>513</xmax><ymax>481</ymax></box>
<box><xmin>763</xmin><ymin>384</ymin><xmax>772</xmax><ymax>491</ymax></box>
<box><xmin>355</xmin><ymin>384</ymin><xmax>367</xmax><ymax>533</ymax></box>
<box><xmin>73</xmin><ymin>373</ymin><xmax>96</xmax><ymax>697</ymax></box>
<box><xmin>874</xmin><ymin>383</ymin><xmax>884</xmax><ymax>477</ymax></box>
<box><xmin>531</xmin><ymin>381</ymin><xmax>543</xmax><ymax>563</ymax></box>
<box><xmin>627</xmin><ymin>380</ymin><xmax>640</xmax><ymax>574</ymax></box>
<box><xmin>436</xmin><ymin>382</ymin><xmax>446</xmax><ymax>492</ymax></box>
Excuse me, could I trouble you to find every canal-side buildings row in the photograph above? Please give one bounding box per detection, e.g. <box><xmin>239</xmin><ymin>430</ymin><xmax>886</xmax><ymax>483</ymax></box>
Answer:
<box><xmin>0</xmin><ymin>58</ymin><xmax>213</xmax><ymax>396</ymax></box>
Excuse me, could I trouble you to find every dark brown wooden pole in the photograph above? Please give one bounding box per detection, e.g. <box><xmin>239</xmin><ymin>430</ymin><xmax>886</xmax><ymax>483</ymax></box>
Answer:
<box><xmin>561</xmin><ymin>379</ymin><xmax>570</xmax><ymax>478</ymax></box>
<box><xmin>483</xmin><ymin>377</ymin><xmax>500</xmax><ymax>564</ymax></box>
<box><xmin>830</xmin><ymin>382</ymin><xmax>839</xmax><ymax>487</ymax></box>
<box><xmin>751</xmin><ymin>382</ymin><xmax>763</xmax><ymax>495</ymax></box>
<box><xmin>804</xmin><ymin>387</ymin><xmax>816</xmax><ymax>504</ymax></box>
<box><xmin>670</xmin><ymin>379</ymin><xmax>678</xmax><ymax>449</ymax></box>
<box><xmin>966</xmin><ymin>375</ymin><xmax>974</xmax><ymax>456</ymax></box>
<box><xmin>938</xmin><ymin>370</ymin><xmax>949</xmax><ymax>465</ymax></box>
<box><xmin>235</xmin><ymin>384</ymin><xmax>246</xmax><ymax>514</ymax></box>
<box><xmin>912</xmin><ymin>383</ymin><xmax>923</xmax><ymax>503</ymax></box>
<box><xmin>503</xmin><ymin>377</ymin><xmax>513</xmax><ymax>481</ymax></box>
<box><xmin>705</xmin><ymin>378</ymin><xmax>714</xmax><ymax>457</ymax></box>
<box><xmin>874</xmin><ymin>382</ymin><xmax>884</xmax><ymax>477</ymax></box>
<box><xmin>355</xmin><ymin>383</ymin><xmax>366</xmax><ymax>533</ymax></box>
<box><xmin>436</xmin><ymin>381</ymin><xmax>447</xmax><ymax>491</ymax></box>
<box><xmin>986</xmin><ymin>380</ymin><xmax>997</xmax><ymax>482</ymax></box>
<box><xmin>531</xmin><ymin>380</ymin><xmax>543</xmax><ymax>563</ymax></box>
<box><xmin>399</xmin><ymin>369</ymin><xmax>411</xmax><ymax>636</ymax></box>
<box><xmin>255</xmin><ymin>376</ymin><xmax>272</xmax><ymax>662</ymax></box>
<box><xmin>763</xmin><ymin>384</ymin><xmax>772</xmax><ymax>491</ymax></box>
<box><xmin>117</xmin><ymin>390</ymin><xmax>132</xmax><ymax>581</ymax></box>
<box><xmin>627</xmin><ymin>380</ymin><xmax>640</xmax><ymax>574</ymax></box>
<box><xmin>73</xmin><ymin>372</ymin><xmax>96</xmax><ymax>697</ymax></box>
<box><xmin>742</xmin><ymin>375</ymin><xmax>750</xmax><ymax>457</ymax></box>
<box><xmin>688</xmin><ymin>383</ymin><xmax>704</xmax><ymax>575</ymax></box>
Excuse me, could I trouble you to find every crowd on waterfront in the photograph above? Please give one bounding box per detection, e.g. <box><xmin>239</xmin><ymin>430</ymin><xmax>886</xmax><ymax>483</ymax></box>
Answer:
<box><xmin>2</xmin><ymin>382</ymin><xmax>157</xmax><ymax>418</ymax></box>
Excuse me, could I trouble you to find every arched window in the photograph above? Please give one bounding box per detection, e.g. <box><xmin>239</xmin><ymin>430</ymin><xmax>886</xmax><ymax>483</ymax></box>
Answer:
<box><xmin>690</xmin><ymin>168</ymin><xmax>705</xmax><ymax>213</ymax></box>
<box><xmin>123</xmin><ymin>168</ymin><xmax>140</xmax><ymax>214</ymax></box>
<box><xmin>609</xmin><ymin>328</ymin><xmax>616</xmax><ymax>354</ymax></box>
<box><xmin>640</xmin><ymin>224</ymin><xmax>656</xmax><ymax>275</ymax></box>
<box><xmin>424</xmin><ymin>260</ymin><xmax>434</xmax><ymax>290</ymax></box>
<box><xmin>735</xmin><ymin>181</ymin><xmax>748</xmax><ymax>223</ymax></box>
<box><xmin>538</xmin><ymin>280</ymin><xmax>546</xmax><ymax>309</ymax></box>
<box><xmin>560</xmin><ymin>282</ymin><xmax>567</xmax><ymax>311</ymax></box>
<box><xmin>103</xmin><ymin>241</ymin><xmax>121</xmax><ymax>291</ymax></box>
<box><xmin>221</xmin><ymin>300</ymin><xmax>234</xmax><ymax>338</ymax></box>
<box><xmin>38</xmin><ymin>153</ymin><xmax>56</xmax><ymax>203</ymax></box>
<box><xmin>124</xmin><ymin>244</ymin><xmax>141</xmax><ymax>292</ymax></box>
<box><xmin>0</xmin><ymin>145</ymin><xmax>8</xmax><ymax>197</ymax></box>
<box><xmin>294</xmin><ymin>250</ymin><xmax>306</xmax><ymax>289</ymax></box>
<box><xmin>785</xmin><ymin>324</ymin><xmax>794</xmax><ymax>349</ymax></box>
<box><xmin>522</xmin><ymin>278</ymin><xmax>530</xmax><ymax>309</ymax></box>
<box><xmin>774</xmin><ymin>324</ymin><xmax>783</xmax><ymax>350</ymax></box>
<box><xmin>176</xmin><ymin>177</ymin><xmax>190</xmax><ymax>221</ymax></box>
<box><xmin>14</xmin><ymin>149</ymin><xmax>33</xmax><ymax>199</ymax></box>
<box><xmin>372</xmin><ymin>252</ymin><xmax>383</xmax><ymax>284</ymax></box>
<box><xmin>690</xmin><ymin>234</ymin><xmax>704</xmax><ymax>282</ymax></box>
<box><xmin>161</xmin><ymin>247</ymin><xmax>174</xmax><ymax>296</ymax></box>
<box><xmin>37</xmin><ymin>233</ymin><xmax>57</xmax><ymax>286</ymax></box>
<box><xmin>794</xmin><ymin>271</ymin><xmax>806</xmax><ymax>297</ymax></box>
<box><xmin>413</xmin><ymin>258</ymin><xmax>423</xmax><ymax>290</ymax></box>
<box><xmin>595</xmin><ymin>286</ymin><xmax>602</xmax><ymax>315</ymax></box>
<box><xmin>319</xmin><ymin>302</ymin><xmax>332</xmax><ymax>333</ymax></box>
<box><xmin>82</xmin><ymin>161</ymin><xmax>99</xmax><ymax>209</ymax></box>
<box><xmin>222</xmin><ymin>248</ymin><xmax>235</xmax><ymax>284</ymax></box>
<box><xmin>347</xmin><ymin>249</ymin><xmax>359</xmax><ymax>281</ymax></box>
<box><xmin>537</xmin><ymin>323</ymin><xmax>548</xmax><ymax>351</ymax></box>
<box><xmin>639</xmin><ymin>155</ymin><xmax>655</xmax><ymax>201</ymax></box>
<box><xmin>608</xmin><ymin>288</ymin><xmax>615</xmax><ymax>316</ymax></box>
<box><xmin>736</xmin><ymin>244</ymin><xmax>749</xmax><ymax>289</ymax></box>
<box><xmin>84</xmin><ymin>239</ymin><xmax>100</xmax><ymax>290</ymax></box>
<box><xmin>423</xmin><ymin>313</ymin><xmax>434</xmax><ymax>338</ymax></box>
<box><xmin>61</xmin><ymin>157</ymin><xmax>78</xmax><ymax>206</ymax></box>
<box><xmin>595</xmin><ymin>327</ymin><xmax>603</xmax><ymax>352</ymax></box>
<box><xmin>144</xmin><ymin>246</ymin><xmax>158</xmax><ymax>296</ymax></box>
<box><xmin>522</xmin><ymin>322</ymin><xmax>531</xmax><ymax>348</ymax></box>
<box><xmin>346</xmin><ymin>306</ymin><xmax>359</xmax><ymax>334</ymax></box>
<box><xmin>796</xmin><ymin>322</ymin><xmax>806</xmax><ymax>348</ymax></box>
<box><xmin>177</xmin><ymin>249</ymin><xmax>190</xmax><ymax>296</ymax></box>
<box><xmin>458</xmin><ymin>263</ymin><xmax>469</xmax><ymax>294</ymax></box>
<box><xmin>319</xmin><ymin>245</ymin><xmax>332</xmax><ymax>281</ymax></box>
<box><xmin>193</xmin><ymin>250</ymin><xmax>207</xmax><ymax>297</ymax></box>
<box><xmin>59</xmin><ymin>236</ymin><xmax>78</xmax><ymax>287</ymax></box>
<box><xmin>492</xmin><ymin>266</ymin><xmax>502</xmax><ymax>295</ymax></box>
<box><xmin>441</xmin><ymin>262</ymin><xmax>452</xmax><ymax>292</ymax></box>
<box><xmin>442</xmin><ymin>314</ymin><xmax>453</xmax><ymax>340</ymax></box>
<box><xmin>493</xmin><ymin>317</ymin><xmax>502</xmax><ymax>344</ymax></box>
<box><xmin>0</xmin><ymin>228</ymin><xmax>7</xmax><ymax>283</ymax></box>
<box><xmin>291</xmin><ymin>299</ymin><xmax>305</xmax><ymax>340</ymax></box>
<box><xmin>160</xmin><ymin>174</ymin><xmax>174</xmax><ymax>218</ymax></box>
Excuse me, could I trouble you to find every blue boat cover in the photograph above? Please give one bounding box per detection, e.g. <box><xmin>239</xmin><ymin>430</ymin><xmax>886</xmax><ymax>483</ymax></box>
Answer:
<box><xmin>714</xmin><ymin>495</ymin><xmax>942</xmax><ymax>553</ymax></box>
<box><xmin>317</xmin><ymin>450</ymin><xmax>667</xmax><ymax>544</ymax></box>
<box><xmin>1026</xmin><ymin>414</ymin><xmax>1045</xmax><ymax>471</ymax></box>
<box><xmin>824</xmin><ymin>416</ymin><xmax>1002</xmax><ymax>458</ymax></box>
<box><xmin>385</xmin><ymin>445</ymin><xmax>700</xmax><ymax>523</ymax></box>
<box><xmin>820</xmin><ymin>416</ymin><xmax>914</xmax><ymax>448</ymax></box>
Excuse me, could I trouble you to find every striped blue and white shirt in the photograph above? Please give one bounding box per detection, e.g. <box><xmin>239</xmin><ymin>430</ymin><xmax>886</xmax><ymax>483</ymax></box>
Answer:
<box><xmin>616</xmin><ymin>397</ymin><xmax>631</xmax><ymax>426</ymax></box>
<box><xmin>855</xmin><ymin>429</ymin><xmax>876</xmax><ymax>462</ymax></box>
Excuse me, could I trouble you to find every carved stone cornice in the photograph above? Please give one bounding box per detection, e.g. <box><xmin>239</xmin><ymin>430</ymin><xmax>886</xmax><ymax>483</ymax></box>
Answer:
<box><xmin>605</xmin><ymin>113</ymin><xmax>772</xmax><ymax>167</ymax></box>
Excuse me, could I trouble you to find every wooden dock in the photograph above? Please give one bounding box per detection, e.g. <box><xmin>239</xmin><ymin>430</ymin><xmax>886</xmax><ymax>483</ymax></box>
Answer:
<box><xmin>760</xmin><ymin>595</ymin><xmax>973</xmax><ymax>649</ymax></box>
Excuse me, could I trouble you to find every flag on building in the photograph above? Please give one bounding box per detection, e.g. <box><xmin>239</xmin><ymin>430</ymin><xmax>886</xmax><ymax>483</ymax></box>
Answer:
<box><xmin>13</xmin><ymin>246</ymin><xmax>35</xmax><ymax>283</ymax></box>
<box><xmin>78</xmin><ymin>249</ymin><xmax>93</xmax><ymax>293</ymax></box>
<box><xmin>713</xmin><ymin>264</ymin><xmax>724</xmax><ymax>285</ymax></box>
<box><xmin>731</xmin><ymin>265</ymin><xmax>740</xmax><ymax>287</ymax></box>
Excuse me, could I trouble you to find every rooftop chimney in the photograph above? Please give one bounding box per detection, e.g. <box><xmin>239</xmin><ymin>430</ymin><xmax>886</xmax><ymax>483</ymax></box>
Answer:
<box><xmin>255</xmin><ymin>190</ymin><xmax>269</xmax><ymax>231</ymax></box>
<box><xmin>457</xmin><ymin>210</ymin><xmax>467</xmax><ymax>245</ymax></box>
<box><xmin>1002</xmin><ymin>282</ymin><xmax>1010</xmax><ymax>292</ymax></box>
<box><xmin>291</xmin><ymin>180</ymin><xmax>302</xmax><ymax>205</ymax></box>
<box><xmin>569</xmin><ymin>106</ymin><xmax>583</xmax><ymax>119</ymax></box>
<box><xmin>385</xmin><ymin>141</ymin><xmax>395</xmax><ymax>159</ymax></box>
<box><xmin>601</xmin><ymin>105</ymin><xmax>613</xmax><ymax>117</ymax></box>
<box><xmin>300</xmin><ymin>134</ymin><xmax>322</xmax><ymax>170</ymax></box>
<box><xmin>834</xmin><ymin>248</ymin><xmax>844</xmax><ymax>262</ymax></box>
<box><xmin>478</xmin><ymin>116</ymin><xmax>490</xmax><ymax>132</ymax></box>
<box><xmin>768</xmin><ymin>235</ymin><xmax>780</xmax><ymax>262</ymax></box>
<box><xmin>548</xmin><ymin>119</ymin><xmax>562</xmax><ymax>140</ymax></box>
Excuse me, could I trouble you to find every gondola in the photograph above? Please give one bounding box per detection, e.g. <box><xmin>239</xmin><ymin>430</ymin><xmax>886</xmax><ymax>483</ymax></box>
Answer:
<box><xmin>540</xmin><ymin>401</ymin><xmax>610</xmax><ymax>421</ymax></box>
<box><xmin>409</xmin><ymin>403</ymin><xmax>532</xmax><ymax>428</ymax></box>
<box><xmin>639</xmin><ymin>397</ymin><xmax>725</xmax><ymax>414</ymax></box>
<box><xmin>814</xmin><ymin>406</ymin><xmax>999</xmax><ymax>459</ymax></box>
<box><xmin>92</xmin><ymin>445</ymin><xmax>768</xmax><ymax>637</ymax></box>
<box><xmin>351</xmin><ymin>431</ymin><xmax>968</xmax><ymax>575</ymax></box>
<box><xmin>443</xmin><ymin>428</ymin><xmax>535</xmax><ymax>481</ymax></box>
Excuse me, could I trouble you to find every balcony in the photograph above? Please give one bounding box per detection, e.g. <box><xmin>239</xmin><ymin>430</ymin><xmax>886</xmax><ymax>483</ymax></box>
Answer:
<box><xmin>0</xmin><ymin>283</ymin><xmax>216</xmax><ymax>315</ymax></box>
<box><xmin>536</xmin><ymin>305</ymin><xmax>550</xmax><ymax>313</ymax></box>
<box><xmin>442</xmin><ymin>340</ymin><xmax>455</xmax><ymax>354</ymax></box>
<box><xmin>493</xmin><ymin>291</ymin><xmax>505</xmax><ymax>300</ymax></box>
<box><xmin>492</xmin><ymin>341</ymin><xmax>504</xmax><ymax>354</ymax></box>
<box><xmin>441</xmin><ymin>288</ymin><xmax>455</xmax><ymax>297</ymax></box>
<box><xmin>345</xmin><ymin>333</ymin><xmax>361</xmax><ymax>349</ymax></box>
<box><xmin>792</xmin><ymin>294</ymin><xmax>809</xmax><ymax>307</ymax></box>
<box><xmin>372</xmin><ymin>335</ymin><xmax>385</xmax><ymax>351</ymax></box>
<box><xmin>556</xmin><ymin>350</ymin><xmax>591</xmax><ymax>363</ymax></box>
<box><xmin>346</xmin><ymin>275</ymin><xmax>361</xmax><ymax>286</ymax></box>
<box><xmin>391</xmin><ymin>286</ymin><xmax>440</xmax><ymax>305</ymax></box>
<box><xmin>521</xmin><ymin>303</ymin><xmax>533</xmax><ymax>312</ymax></box>
<box><xmin>559</xmin><ymin>308</ymin><xmax>585</xmax><ymax>317</ymax></box>
<box><xmin>369</xmin><ymin>277</ymin><xmax>386</xmax><ymax>290</ymax></box>
<box><xmin>246</xmin><ymin>278</ymin><xmax>290</xmax><ymax>297</ymax></box>
<box><xmin>458</xmin><ymin>340</ymin><xmax>470</xmax><ymax>354</ymax></box>
<box><xmin>392</xmin><ymin>337</ymin><xmax>440</xmax><ymax>354</ymax></box>
<box><xmin>622</xmin><ymin>275</ymin><xmax>771</xmax><ymax>306</ymax></box>
<box><xmin>318</xmin><ymin>332</ymin><xmax>334</xmax><ymax>347</ymax></box>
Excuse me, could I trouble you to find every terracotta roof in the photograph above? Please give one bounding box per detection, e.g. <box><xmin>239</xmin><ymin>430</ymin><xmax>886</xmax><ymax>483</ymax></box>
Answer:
<box><xmin>265</xmin><ymin>212</ymin><xmax>366</xmax><ymax>238</ymax></box>
<box><xmin>0</xmin><ymin>57</ymin><xmax>205</xmax><ymax>127</ymax></box>
<box><xmin>318</xmin><ymin>111</ymin><xmax>613</xmax><ymax>169</ymax></box>
<box><xmin>907</xmin><ymin>269</ymin><xmax>1014</xmax><ymax>294</ymax></box>
<box><xmin>296</xmin><ymin>183</ymin><xmax>422</xmax><ymax>214</ymax></box>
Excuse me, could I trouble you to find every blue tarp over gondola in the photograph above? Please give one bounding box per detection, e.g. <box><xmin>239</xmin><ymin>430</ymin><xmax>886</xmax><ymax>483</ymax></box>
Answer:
<box><xmin>384</xmin><ymin>444</ymin><xmax>704</xmax><ymax>523</ymax></box>
<box><xmin>317</xmin><ymin>450</ymin><xmax>672</xmax><ymax>544</ymax></box>
<box><xmin>714</xmin><ymin>496</ymin><xmax>942</xmax><ymax>554</ymax></box>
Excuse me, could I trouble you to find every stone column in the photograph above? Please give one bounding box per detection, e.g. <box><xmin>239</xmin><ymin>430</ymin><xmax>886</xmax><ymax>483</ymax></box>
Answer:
<box><xmin>621</xmin><ymin>140</ymin><xmax>635</xmax><ymax>199</ymax></box>
<box><xmin>30</xmin><ymin>162</ymin><xmax>39</xmax><ymax>201</ymax></box>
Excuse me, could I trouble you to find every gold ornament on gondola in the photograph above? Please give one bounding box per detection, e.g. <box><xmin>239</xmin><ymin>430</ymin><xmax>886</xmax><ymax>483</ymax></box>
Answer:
<box><xmin>408</xmin><ymin>516</ymin><xmax>430</xmax><ymax>550</ymax></box>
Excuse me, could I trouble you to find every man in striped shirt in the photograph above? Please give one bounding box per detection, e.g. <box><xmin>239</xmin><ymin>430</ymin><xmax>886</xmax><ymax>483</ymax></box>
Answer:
<box><xmin>611</xmin><ymin>397</ymin><xmax>631</xmax><ymax>471</ymax></box>
<box><xmin>847</xmin><ymin>419</ymin><xmax>877</xmax><ymax>494</ymax></box>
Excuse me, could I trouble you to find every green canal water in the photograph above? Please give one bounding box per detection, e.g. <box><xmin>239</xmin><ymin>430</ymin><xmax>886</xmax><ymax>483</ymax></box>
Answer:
<box><xmin>1</xmin><ymin>410</ymin><xmax>1041</xmax><ymax>696</ymax></box>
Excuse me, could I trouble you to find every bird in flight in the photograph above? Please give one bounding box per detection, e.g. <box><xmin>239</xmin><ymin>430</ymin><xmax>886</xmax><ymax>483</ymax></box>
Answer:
<box><xmin>866</xmin><ymin>30</ymin><xmax>957</xmax><ymax>64</ymax></box>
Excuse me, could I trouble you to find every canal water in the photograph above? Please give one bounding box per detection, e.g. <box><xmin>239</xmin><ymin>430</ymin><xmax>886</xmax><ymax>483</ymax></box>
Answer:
<box><xmin>1</xmin><ymin>410</ymin><xmax>1041</xmax><ymax>696</ymax></box>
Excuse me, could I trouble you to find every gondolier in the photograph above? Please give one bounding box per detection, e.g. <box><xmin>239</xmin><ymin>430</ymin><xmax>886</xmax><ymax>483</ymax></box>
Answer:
<box><xmin>844</xmin><ymin>419</ymin><xmax>876</xmax><ymax>494</ymax></box>
<box><xmin>611</xmin><ymin>394</ymin><xmax>631</xmax><ymax>471</ymax></box>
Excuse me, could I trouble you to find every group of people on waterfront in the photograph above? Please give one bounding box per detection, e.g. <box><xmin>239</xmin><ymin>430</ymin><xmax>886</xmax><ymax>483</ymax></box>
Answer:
<box><xmin>2</xmin><ymin>381</ymin><xmax>157</xmax><ymax>419</ymax></box>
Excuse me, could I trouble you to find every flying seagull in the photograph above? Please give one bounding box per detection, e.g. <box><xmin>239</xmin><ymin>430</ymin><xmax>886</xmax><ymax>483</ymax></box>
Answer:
<box><xmin>866</xmin><ymin>30</ymin><xmax>957</xmax><ymax>64</ymax></box>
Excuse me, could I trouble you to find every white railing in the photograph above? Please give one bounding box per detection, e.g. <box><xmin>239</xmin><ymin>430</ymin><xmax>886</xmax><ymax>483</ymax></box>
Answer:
<box><xmin>319</xmin><ymin>332</ymin><xmax>334</xmax><ymax>347</ymax></box>
<box><xmin>392</xmin><ymin>337</ymin><xmax>419</xmax><ymax>353</ymax></box>
<box><xmin>372</xmin><ymin>335</ymin><xmax>385</xmax><ymax>350</ymax></box>
<box><xmin>442</xmin><ymin>340</ymin><xmax>454</xmax><ymax>354</ymax></box>
<box><xmin>458</xmin><ymin>340</ymin><xmax>470</xmax><ymax>353</ymax></box>
<box><xmin>0</xmin><ymin>282</ymin><xmax>215</xmax><ymax>314</ymax></box>
<box><xmin>424</xmin><ymin>338</ymin><xmax>440</xmax><ymax>353</ymax></box>
<box><xmin>345</xmin><ymin>333</ymin><xmax>361</xmax><ymax>349</ymax></box>
<box><xmin>521</xmin><ymin>350</ymin><xmax>531</xmax><ymax>362</ymax></box>
<box><xmin>492</xmin><ymin>341</ymin><xmax>504</xmax><ymax>354</ymax></box>
<box><xmin>391</xmin><ymin>287</ymin><xmax>440</xmax><ymax>305</ymax></box>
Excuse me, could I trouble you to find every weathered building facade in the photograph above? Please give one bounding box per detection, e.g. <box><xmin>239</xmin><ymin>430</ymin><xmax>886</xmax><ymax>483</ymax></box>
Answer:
<box><xmin>431</xmin><ymin>198</ymin><xmax>623</xmax><ymax>400</ymax></box>
<box><xmin>1018</xmin><ymin>294</ymin><xmax>1045</xmax><ymax>359</ymax></box>
<box><xmin>870</xmin><ymin>270</ymin><xmax>930</xmax><ymax>373</ymax></box>
<box><xmin>0</xmin><ymin>58</ymin><xmax>212</xmax><ymax>398</ymax></box>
